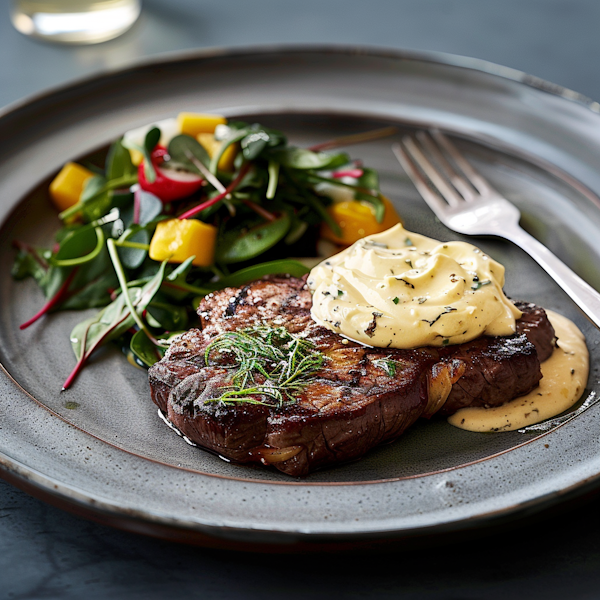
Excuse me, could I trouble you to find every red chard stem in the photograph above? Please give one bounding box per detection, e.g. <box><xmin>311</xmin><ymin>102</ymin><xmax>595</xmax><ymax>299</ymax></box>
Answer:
<box><xmin>20</xmin><ymin>268</ymin><xmax>79</xmax><ymax>330</ymax></box>
<box><xmin>178</xmin><ymin>162</ymin><xmax>250</xmax><ymax>220</ymax></box>
<box><xmin>12</xmin><ymin>240</ymin><xmax>49</xmax><ymax>270</ymax></box>
<box><xmin>61</xmin><ymin>322</ymin><xmax>89</xmax><ymax>391</ymax></box>
<box><xmin>240</xmin><ymin>198</ymin><xmax>277</xmax><ymax>222</ymax></box>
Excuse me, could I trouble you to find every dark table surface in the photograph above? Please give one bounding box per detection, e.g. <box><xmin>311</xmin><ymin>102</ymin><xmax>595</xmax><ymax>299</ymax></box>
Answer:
<box><xmin>3</xmin><ymin>1</ymin><xmax>600</xmax><ymax>598</ymax></box>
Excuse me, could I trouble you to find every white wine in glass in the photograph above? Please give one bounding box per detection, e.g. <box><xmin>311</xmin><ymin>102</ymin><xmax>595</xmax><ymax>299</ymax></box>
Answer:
<box><xmin>10</xmin><ymin>0</ymin><xmax>142</xmax><ymax>44</ymax></box>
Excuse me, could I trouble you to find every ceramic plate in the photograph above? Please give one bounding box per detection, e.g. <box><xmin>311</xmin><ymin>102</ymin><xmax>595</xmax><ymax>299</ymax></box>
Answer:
<box><xmin>2</xmin><ymin>46</ymin><xmax>600</xmax><ymax>549</ymax></box>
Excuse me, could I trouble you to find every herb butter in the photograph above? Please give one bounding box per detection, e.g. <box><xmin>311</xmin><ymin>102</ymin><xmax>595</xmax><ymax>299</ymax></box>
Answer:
<box><xmin>307</xmin><ymin>223</ymin><xmax>522</xmax><ymax>348</ymax></box>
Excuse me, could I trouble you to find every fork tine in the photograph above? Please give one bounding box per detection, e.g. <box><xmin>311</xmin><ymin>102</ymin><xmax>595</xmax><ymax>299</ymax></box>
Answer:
<box><xmin>415</xmin><ymin>131</ymin><xmax>477</xmax><ymax>202</ymax></box>
<box><xmin>391</xmin><ymin>143</ymin><xmax>453</xmax><ymax>216</ymax></box>
<box><xmin>430</xmin><ymin>129</ymin><xmax>495</xmax><ymax>197</ymax></box>
<box><xmin>400</xmin><ymin>136</ymin><xmax>463</xmax><ymax>207</ymax></box>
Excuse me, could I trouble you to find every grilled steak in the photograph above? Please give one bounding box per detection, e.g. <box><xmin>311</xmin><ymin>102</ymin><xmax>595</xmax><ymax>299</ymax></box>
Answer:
<box><xmin>437</xmin><ymin>302</ymin><xmax>555</xmax><ymax>415</ymax></box>
<box><xmin>148</xmin><ymin>277</ymin><xmax>555</xmax><ymax>477</ymax></box>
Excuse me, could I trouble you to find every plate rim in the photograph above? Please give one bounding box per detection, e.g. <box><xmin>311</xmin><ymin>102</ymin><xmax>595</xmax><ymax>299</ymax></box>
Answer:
<box><xmin>2</xmin><ymin>43</ymin><xmax>600</xmax><ymax>123</ymax></box>
<box><xmin>3</xmin><ymin>44</ymin><xmax>600</xmax><ymax>548</ymax></box>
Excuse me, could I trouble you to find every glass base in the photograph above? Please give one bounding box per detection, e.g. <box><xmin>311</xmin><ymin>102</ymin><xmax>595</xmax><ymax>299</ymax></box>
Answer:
<box><xmin>10</xmin><ymin>0</ymin><xmax>142</xmax><ymax>45</ymax></box>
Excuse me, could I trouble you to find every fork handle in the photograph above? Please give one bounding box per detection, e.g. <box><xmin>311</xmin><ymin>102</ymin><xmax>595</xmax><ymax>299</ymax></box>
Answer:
<box><xmin>504</xmin><ymin>224</ymin><xmax>600</xmax><ymax>329</ymax></box>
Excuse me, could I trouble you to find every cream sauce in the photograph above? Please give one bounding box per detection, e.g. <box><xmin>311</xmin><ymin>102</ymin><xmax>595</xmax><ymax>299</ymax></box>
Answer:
<box><xmin>447</xmin><ymin>311</ymin><xmax>589</xmax><ymax>432</ymax></box>
<box><xmin>308</xmin><ymin>224</ymin><xmax>522</xmax><ymax>348</ymax></box>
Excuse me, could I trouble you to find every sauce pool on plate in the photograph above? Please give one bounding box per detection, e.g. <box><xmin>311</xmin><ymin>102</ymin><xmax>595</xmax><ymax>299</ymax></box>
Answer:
<box><xmin>448</xmin><ymin>310</ymin><xmax>589</xmax><ymax>432</ymax></box>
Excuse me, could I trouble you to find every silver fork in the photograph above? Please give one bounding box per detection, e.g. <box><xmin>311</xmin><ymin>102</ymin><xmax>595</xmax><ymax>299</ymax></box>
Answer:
<box><xmin>392</xmin><ymin>130</ymin><xmax>600</xmax><ymax>330</ymax></box>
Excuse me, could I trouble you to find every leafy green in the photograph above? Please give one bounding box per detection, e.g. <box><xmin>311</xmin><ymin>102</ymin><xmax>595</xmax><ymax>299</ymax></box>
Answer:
<box><xmin>121</xmin><ymin>127</ymin><xmax>160</xmax><ymax>184</ymax></box>
<box><xmin>129</xmin><ymin>329</ymin><xmax>166</xmax><ymax>367</ymax></box>
<box><xmin>59</xmin><ymin>252</ymin><xmax>117</xmax><ymax>310</ymax></box>
<box><xmin>216</xmin><ymin>212</ymin><xmax>292</xmax><ymax>264</ymax></box>
<box><xmin>145</xmin><ymin>301</ymin><xmax>188</xmax><ymax>330</ymax></box>
<box><xmin>79</xmin><ymin>176</ymin><xmax>111</xmax><ymax>221</ymax></box>
<box><xmin>58</xmin><ymin>173</ymin><xmax>138</xmax><ymax>222</ymax></box>
<box><xmin>283</xmin><ymin>168</ymin><xmax>342</xmax><ymax>237</ymax></box>
<box><xmin>64</xmin><ymin>261</ymin><xmax>167</xmax><ymax>388</ymax></box>
<box><xmin>119</xmin><ymin>190</ymin><xmax>163</xmax><ymax>228</ymax></box>
<box><xmin>116</xmin><ymin>226</ymin><xmax>150</xmax><ymax>270</ymax></box>
<box><xmin>209</xmin><ymin>129</ymin><xmax>247</xmax><ymax>174</ymax></box>
<box><xmin>211</xmin><ymin>259</ymin><xmax>309</xmax><ymax>288</ymax></box>
<box><xmin>51</xmin><ymin>226</ymin><xmax>105</xmax><ymax>267</ymax></box>
<box><xmin>269</xmin><ymin>147</ymin><xmax>349</xmax><ymax>170</ymax></box>
<box><xmin>159</xmin><ymin>257</ymin><xmax>200</xmax><ymax>301</ymax></box>
<box><xmin>209</xmin><ymin>122</ymin><xmax>286</xmax><ymax>172</ymax></box>
<box><xmin>266</xmin><ymin>160</ymin><xmax>279</xmax><ymax>199</ymax></box>
<box><xmin>141</xmin><ymin>127</ymin><xmax>160</xmax><ymax>183</ymax></box>
<box><xmin>130</xmin><ymin>329</ymin><xmax>185</xmax><ymax>367</ymax></box>
<box><xmin>12</xmin><ymin>246</ymin><xmax>48</xmax><ymax>283</ymax></box>
<box><xmin>237</xmin><ymin>123</ymin><xmax>286</xmax><ymax>160</ymax></box>
<box><xmin>106</xmin><ymin>139</ymin><xmax>136</xmax><ymax>180</ymax></box>
<box><xmin>168</xmin><ymin>134</ymin><xmax>210</xmax><ymax>171</ymax></box>
<box><xmin>355</xmin><ymin>191</ymin><xmax>385</xmax><ymax>223</ymax></box>
<box><xmin>356</xmin><ymin>167</ymin><xmax>380</xmax><ymax>192</ymax></box>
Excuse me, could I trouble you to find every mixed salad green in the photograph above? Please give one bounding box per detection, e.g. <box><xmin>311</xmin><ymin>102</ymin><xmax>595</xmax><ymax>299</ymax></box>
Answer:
<box><xmin>11</xmin><ymin>115</ymin><xmax>396</xmax><ymax>389</ymax></box>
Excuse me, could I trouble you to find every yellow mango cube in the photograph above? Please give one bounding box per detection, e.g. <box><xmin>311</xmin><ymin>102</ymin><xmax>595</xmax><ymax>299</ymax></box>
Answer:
<box><xmin>149</xmin><ymin>218</ymin><xmax>217</xmax><ymax>267</ymax></box>
<box><xmin>197</xmin><ymin>133</ymin><xmax>237</xmax><ymax>172</ymax></box>
<box><xmin>49</xmin><ymin>162</ymin><xmax>94</xmax><ymax>212</ymax></box>
<box><xmin>177</xmin><ymin>112</ymin><xmax>227</xmax><ymax>137</ymax></box>
<box><xmin>321</xmin><ymin>196</ymin><xmax>402</xmax><ymax>246</ymax></box>
<box><xmin>129</xmin><ymin>148</ymin><xmax>144</xmax><ymax>166</ymax></box>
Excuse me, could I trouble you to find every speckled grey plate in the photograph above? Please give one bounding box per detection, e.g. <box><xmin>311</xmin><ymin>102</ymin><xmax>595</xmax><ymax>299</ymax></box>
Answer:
<box><xmin>2</xmin><ymin>46</ymin><xmax>600</xmax><ymax>549</ymax></box>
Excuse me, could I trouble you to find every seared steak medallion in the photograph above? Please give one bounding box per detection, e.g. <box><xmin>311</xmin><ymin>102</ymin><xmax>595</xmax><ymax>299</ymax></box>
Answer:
<box><xmin>148</xmin><ymin>277</ymin><xmax>555</xmax><ymax>477</ymax></box>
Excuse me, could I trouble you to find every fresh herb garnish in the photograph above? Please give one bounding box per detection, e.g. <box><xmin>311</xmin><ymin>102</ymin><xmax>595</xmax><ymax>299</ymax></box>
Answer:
<box><xmin>372</xmin><ymin>358</ymin><xmax>406</xmax><ymax>377</ymax></box>
<box><xmin>422</xmin><ymin>306</ymin><xmax>458</xmax><ymax>327</ymax></box>
<box><xmin>204</xmin><ymin>326</ymin><xmax>325</xmax><ymax>406</ymax></box>
<box><xmin>397</xmin><ymin>278</ymin><xmax>415</xmax><ymax>289</ymax></box>
<box><xmin>471</xmin><ymin>279</ymin><xmax>492</xmax><ymax>290</ymax></box>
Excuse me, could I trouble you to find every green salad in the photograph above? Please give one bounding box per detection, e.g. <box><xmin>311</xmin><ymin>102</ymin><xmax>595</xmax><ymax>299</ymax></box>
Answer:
<box><xmin>11</xmin><ymin>112</ymin><xmax>399</xmax><ymax>389</ymax></box>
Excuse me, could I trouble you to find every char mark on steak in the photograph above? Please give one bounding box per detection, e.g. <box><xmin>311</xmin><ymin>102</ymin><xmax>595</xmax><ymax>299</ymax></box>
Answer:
<box><xmin>148</xmin><ymin>277</ymin><xmax>555</xmax><ymax>477</ymax></box>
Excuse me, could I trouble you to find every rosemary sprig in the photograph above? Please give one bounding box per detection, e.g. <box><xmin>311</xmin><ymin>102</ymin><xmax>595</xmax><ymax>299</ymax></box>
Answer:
<box><xmin>204</xmin><ymin>326</ymin><xmax>325</xmax><ymax>406</ymax></box>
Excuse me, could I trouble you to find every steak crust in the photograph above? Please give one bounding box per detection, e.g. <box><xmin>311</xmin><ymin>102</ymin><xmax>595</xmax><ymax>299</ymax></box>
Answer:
<box><xmin>148</xmin><ymin>277</ymin><xmax>555</xmax><ymax>477</ymax></box>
